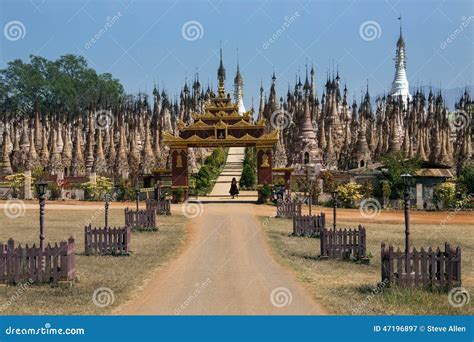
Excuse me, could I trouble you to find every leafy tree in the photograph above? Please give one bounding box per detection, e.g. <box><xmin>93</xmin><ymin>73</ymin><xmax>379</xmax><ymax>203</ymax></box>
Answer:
<box><xmin>381</xmin><ymin>152</ymin><xmax>421</xmax><ymax>199</ymax></box>
<box><xmin>0</xmin><ymin>54</ymin><xmax>124</xmax><ymax>116</ymax></box>
<box><xmin>459</xmin><ymin>164</ymin><xmax>474</xmax><ymax>195</ymax></box>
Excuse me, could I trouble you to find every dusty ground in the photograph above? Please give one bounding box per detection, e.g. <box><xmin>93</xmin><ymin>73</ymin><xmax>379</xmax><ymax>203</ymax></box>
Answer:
<box><xmin>0</xmin><ymin>203</ymin><xmax>187</xmax><ymax>315</ymax></box>
<box><xmin>118</xmin><ymin>203</ymin><xmax>325</xmax><ymax>315</ymax></box>
<box><xmin>0</xmin><ymin>200</ymin><xmax>472</xmax><ymax>315</ymax></box>
<box><xmin>257</xmin><ymin>204</ymin><xmax>473</xmax><ymax>315</ymax></box>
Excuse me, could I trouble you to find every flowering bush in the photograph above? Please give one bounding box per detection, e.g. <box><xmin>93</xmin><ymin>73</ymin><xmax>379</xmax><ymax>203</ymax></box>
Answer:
<box><xmin>433</xmin><ymin>182</ymin><xmax>456</xmax><ymax>209</ymax></box>
<box><xmin>5</xmin><ymin>173</ymin><xmax>33</xmax><ymax>198</ymax></box>
<box><xmin>82</xmin><ymin>176</ymin><xmax>113</xmax><ymax>201</ymax></box>
<box><xmin>336</xmin><ymin>182</ymin><xmax>363</xmax><ymax>208</ymax></box>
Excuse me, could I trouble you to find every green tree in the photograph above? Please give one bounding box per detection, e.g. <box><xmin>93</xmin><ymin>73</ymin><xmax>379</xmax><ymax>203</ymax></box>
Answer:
<box><xmin>381</xmin><ymin>152</ymin><xmax>421</xmax><ymax>199</ymax></box>
<box><xmin>239</xmin><ymin>147</ymin><xmax>257</xmax><ymax>189</ymax></box>
<box><xmin>0</xmin><ymin>54</ymin><xmax>124</xmax><ymax>115</ymax></box>
<box><xmin>240</xmin><ymin>164</ymin><xmax>256</xmax><ymax>189</ymax></box>
<box><xmin>459</xmin><ymin>164</ymin><xmax>474</xmax><ymax>195</ymax></box>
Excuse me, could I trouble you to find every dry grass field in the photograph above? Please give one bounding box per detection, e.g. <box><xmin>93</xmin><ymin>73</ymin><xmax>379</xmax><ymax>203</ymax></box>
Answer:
<box><xmin>0</xmin><ymin>202</ymin><xmax>187</xmax><ymax>315</ymax></box>
<box><xmin>261</xmin><ymin>207</ymin><xmax>473</xmax><ymax>315</ymax></box>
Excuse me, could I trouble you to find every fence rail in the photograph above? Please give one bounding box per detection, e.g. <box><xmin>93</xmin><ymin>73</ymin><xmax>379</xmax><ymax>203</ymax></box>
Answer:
<box><xmin>293</xmin><ymin>213</ymin><xmax>325</xmax><ymax>237</ymax></box>
<box><xmin>124</xmin><ymin>208</ymin><xmax>156</xmax><ymax>230</ymax></box>
<box><xmin>146</xmin><ymin>199</ymin><xmax>171</xmax><ymax>215</ymax></box>
<box><xmin>0</xmin><ymin>237</ymin><xmax>75</xmax><ymax>285</ymax></box>
<box><xmin>320</xmin><ymin>226</ymin><xmax>368</xmax><ymax>262</ymax></box>
<box><xmin>381</xmin><ymin>242</ymin><xmax>461</xmax><ymax>288</ymax></box>
<box><xmin>84</xmin><ymin>225</ymin><xmax>131</xmax><ymax>255</ymax></box>
<box><xmin>276</xmin><ymin>200</ymin><xmax>302</xmax><ymax>218</ymax></box>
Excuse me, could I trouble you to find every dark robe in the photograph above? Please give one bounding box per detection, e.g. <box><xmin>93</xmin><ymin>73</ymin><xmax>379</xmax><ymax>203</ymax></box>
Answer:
<box><xmin>229</xmin><ymin>181</ymin><xmax>239</xmax><ymax>196</ymax></box>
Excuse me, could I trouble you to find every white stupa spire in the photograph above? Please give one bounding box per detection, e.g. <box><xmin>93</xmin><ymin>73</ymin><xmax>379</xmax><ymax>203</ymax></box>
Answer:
<box><xmin>234</xmin><ymin>53</ymin><xmax>246</xmax><ymax>115</ymax></box>
<box><xmin>390</xmin><ymin>16</ymin><xmax>411</xmax><ymax>103</ymax></box>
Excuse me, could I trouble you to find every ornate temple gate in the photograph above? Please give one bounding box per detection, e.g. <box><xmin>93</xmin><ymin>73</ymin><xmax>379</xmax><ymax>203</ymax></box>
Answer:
<box><xmin>163</xmin><ymin>90</ymin><xmax>277</xmax><ymax>202</ymax></box>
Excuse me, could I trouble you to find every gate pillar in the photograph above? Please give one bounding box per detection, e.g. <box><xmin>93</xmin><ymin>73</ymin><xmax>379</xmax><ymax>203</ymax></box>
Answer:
<box><xmin>257</xmin><ymin>147</ymin><xmax>273</xmax><ymax>202</ymax></box>
<box><xmin>171</xmin><ymin>147</ymin><xmax>188</xmax><ymax>202</ymax></box>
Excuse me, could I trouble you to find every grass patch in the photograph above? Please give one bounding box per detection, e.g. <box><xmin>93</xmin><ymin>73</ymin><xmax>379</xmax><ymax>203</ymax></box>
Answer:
<box><xmin>0</xmin><ymin>207</ymin><xmax>187</xmax><ymax>314</ymax></box>
<box><xmin>262</xmin><ymin>216</ymin><xmax>473</xmax><ymax>315</ymax></box>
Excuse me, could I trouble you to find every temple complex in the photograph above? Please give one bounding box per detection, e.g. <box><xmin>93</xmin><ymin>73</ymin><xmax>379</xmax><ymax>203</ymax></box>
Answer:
<box><xmin>0</xmin><ymin>27</ymin><xmax>472</xmax><ymax>202</ymax></box>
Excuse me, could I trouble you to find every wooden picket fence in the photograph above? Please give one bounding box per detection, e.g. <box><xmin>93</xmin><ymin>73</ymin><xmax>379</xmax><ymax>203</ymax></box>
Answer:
<box><xmin>320</xmin><ymin>226</ymin><xmax>368</xmax><ymax>263</ymax></box>
<box><xmin>0</xmin><ymin>237</ymin><xmax>76</xmax><ymax>285</ymax></box>
<box><xmin>145</xmin><ymin>199</ymin><xmax>171</xmax><ymax>215</ymax></box>
<box><xmin>293</xmin><ymin>213</ymin><xmax>325</xmax><ymax>237</ymax></box>
<box><xmin>381</xmin><ymin>242</ymin><xmax>461</xmax><ymax>288</ymax></box>
<box><xmin>84</xmin><ymin>225</ymin><xmax>131</xmax><ymax>255</ymax></box>
<box><xmin>276</xmin><ymin>200</ymin><xmax>302</xmax><ymax>218</ymax></box>
<box><xmin>124</xmin><ymin>208</ymin><xmax>157</xmax><ymax>231</ymax></box>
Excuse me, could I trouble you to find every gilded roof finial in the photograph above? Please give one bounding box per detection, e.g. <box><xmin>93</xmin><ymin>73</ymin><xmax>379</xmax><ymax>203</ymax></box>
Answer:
<box><xmin>217</xmin><ymin>44</ymin><xmax>226</xmax><ymax>97</ymax></box>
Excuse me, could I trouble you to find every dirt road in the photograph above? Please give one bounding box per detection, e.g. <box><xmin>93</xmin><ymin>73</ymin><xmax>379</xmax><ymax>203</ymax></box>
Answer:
<box><xmin>118</xmin><ymin>203</ymin><xmax>325</xmax><ymax>315</ymax></box>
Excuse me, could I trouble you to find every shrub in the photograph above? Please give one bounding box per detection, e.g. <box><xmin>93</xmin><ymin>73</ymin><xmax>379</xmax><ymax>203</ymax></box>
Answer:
<box><xmin>5</xmin><ymin>173</ymin><xmax>30</xmax><ymax>198</ymax></box>
<box><xmin>260</xmin><ymin>183</ymin><xmax>272</xmax><ymax>203</ymax></box>
<box><xmin>434</xmin><ymin>182</ymin><xmax>456</xmax><ymax>209</ymax></box>
<box><xmin>172</xmin><ymin>187</ymin><xmax>184</xmax><ymax>202</ymax></box>
<box><xmin>240</xmin><ymin>147</ymin><xmax>257</xmax><ymax>189</ymax></box>
<box><xmin>381</xmin><ymin>180</ymin><xmax>391</xmax><ymax>199</ymax></box>
<box><xmin>195</xmin><ymin>148</ymin><xmax>227</xmax><ymax>194</ymax></box>
<box><xmin>360</xmin><ymin>180</ymin><xmax>374</xmax><ymax>198</ymax></box>
<box><xmin>240</xmin><ymin>164</ymin><xmax>256</xmax><ymax>189</ymax></box>
<box><xmin>82</xmin><ymin>176</ymin><xmax>113</xmax><ymax>201</ymax></box>
<box><xmin>336</xmin><ymin>182</ymin><xmax>363</xmax><ymax>208</ymax></box>
<box><xmin>195</xmin><ymin>165</ymin><xmax>212</xmax><ymax>193</ymax></box>
<box><xmin>114</xmin><ymin>180</ymin><xmax>135</xmax><ymax>201</ymax></box>
<box><xmin>48</xmin><ymin>183</ymin><xmax>61</xmax><ymax>200</ymax></box>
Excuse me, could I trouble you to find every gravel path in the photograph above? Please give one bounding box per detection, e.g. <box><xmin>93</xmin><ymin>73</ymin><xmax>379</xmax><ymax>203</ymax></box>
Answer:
<box><xmin>118</xmin><ymin>203</ymin><xmax>325</xmax><ymax>315</ymax></box>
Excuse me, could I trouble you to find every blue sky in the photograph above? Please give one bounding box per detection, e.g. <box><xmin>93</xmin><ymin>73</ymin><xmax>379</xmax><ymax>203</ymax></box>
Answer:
<box><xmin>1</xmin><ymin>0</ymin><xmax>473</xmax><ymax>107</ymax></box>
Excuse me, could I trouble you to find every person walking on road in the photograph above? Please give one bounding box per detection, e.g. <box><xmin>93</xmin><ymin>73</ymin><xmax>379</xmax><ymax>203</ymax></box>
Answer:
<box><xmin>229</xmin><ymin>177</ymin><xmax>239</xmax><ymax>199</ymax></box>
